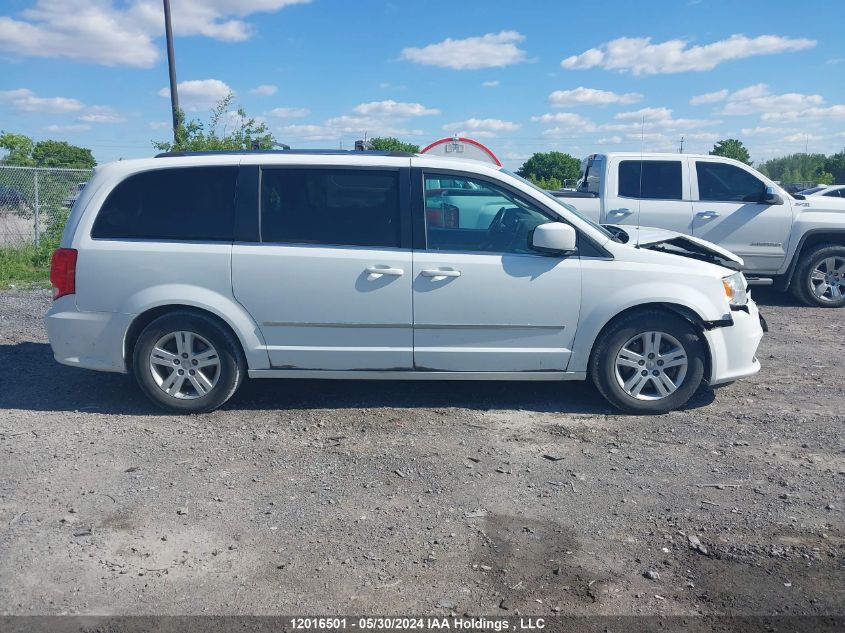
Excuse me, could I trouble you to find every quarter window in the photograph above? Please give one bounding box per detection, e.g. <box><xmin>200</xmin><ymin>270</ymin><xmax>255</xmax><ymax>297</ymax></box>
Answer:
<box><xmin>696</xmin><ymin>162</ymin><xmax>765</xmax><ymax>203</ymax></box>
<box><xmin>618</xmin><ymin>160</ymin><xmax>683</xmax><ymax>200</ymax></box>
<box><xmin>91</xmin><ymin>167</ymin><xmax>238</xmax><ymax>240</ymax></box>
<box><xmin>260</xmin><ymin>168</ymin><xmax>400</xmax><ymax>247</ymax></box>
<box><xmin>424</xmin><ymin>174</ymin><xmax>554</xmax><ymax>254</ymax></box>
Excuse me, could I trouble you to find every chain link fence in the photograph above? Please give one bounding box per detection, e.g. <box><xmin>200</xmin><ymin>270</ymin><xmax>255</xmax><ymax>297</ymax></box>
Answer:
<box><xmin>0</xmin><ymin>165</ymin><xmax>94</xmax><ymax>248</ymax></box>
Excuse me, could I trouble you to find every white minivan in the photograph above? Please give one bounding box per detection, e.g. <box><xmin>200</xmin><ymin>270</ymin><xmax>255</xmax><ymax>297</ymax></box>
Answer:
<box><xmin>46</xmin><ymin>150</ymin><xmax>764</xmax><ymax>414</ymax></box>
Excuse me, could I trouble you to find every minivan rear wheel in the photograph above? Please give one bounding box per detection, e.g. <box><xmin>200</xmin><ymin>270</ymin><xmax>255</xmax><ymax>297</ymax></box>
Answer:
<box><xmin>132</xmin><ymin>311</ymin><xmax>244</xmax><ymax>413</ymax></box>
<box><xmin>590</xmin><ymin>311</ymin><xmax>706</xmax><ymax>414</ymax></box>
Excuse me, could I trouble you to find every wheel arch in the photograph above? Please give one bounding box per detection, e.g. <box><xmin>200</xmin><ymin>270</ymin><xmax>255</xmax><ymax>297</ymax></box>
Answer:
<box><xmin>123</xmin><ymin>302</ymin><xmax>268</xmax><ymax>372</ymax></box>
<box><xmin>781</xmin><ymin>229</ymin><xmax>845</xmax><ymax>290</ymax></box>
<box><xmin>583</xmin><ymin>302</ymin><xmax>714</xmax><ymax>383</ymax></box>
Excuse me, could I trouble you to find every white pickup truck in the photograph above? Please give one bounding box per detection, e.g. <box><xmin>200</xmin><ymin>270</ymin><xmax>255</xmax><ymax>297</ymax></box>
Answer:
<box><xmin>553</xmin><ymin>152</ymin><xmax>845</xmax><ymax>308</ymax></box>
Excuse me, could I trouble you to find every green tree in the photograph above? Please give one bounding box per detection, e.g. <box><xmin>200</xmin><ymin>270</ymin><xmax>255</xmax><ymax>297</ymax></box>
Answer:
<box><xmin>758</xmin><ymin>153</ymin><xmax>828</xmax><ymax>183</ymax></box>
<box><xmin>527</xmin><ymin>175</ymin><xmax>562</xmax><ymax>190</ymax></box>
<box><xmin>823</xmin><ymin>150</ymin><xmax>845</xmax><ymax>183</ymax></box>
<box><xmin>1</xmin><ymin>132</ymin><xmax>95</xmax><ymax>168</ymax></box>
<box><xmin>516</xmin><ymin>152</ymin><xmax>580</xmax><ymax>185</ymax></box>
<box><xmin>710</xmin><ymin>139</ymin><xmax>751</xmax><ymax>165</ymax></box>
<box><xmin>0</xmin><ymin>132</ymin><xmax>36</xmax><ymax>166</ymax></box>
<box><xmin>369</xmin><ymin>137</ymin><xmax>420</xmax><ymax>153</ymax></box>
<box><xmin>31</xmin><ymin>140</ymin><xmax>95</xmax><ymax>169</ymax></box>
<box><xmin>154</xmin><ymin>93</ymin><xmax>275</xmax><ymax>153</ymax></box>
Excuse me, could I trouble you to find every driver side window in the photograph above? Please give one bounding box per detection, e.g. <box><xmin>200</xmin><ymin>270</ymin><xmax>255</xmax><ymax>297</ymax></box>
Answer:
<box><xmin>695</xmin><ymin>161</ymin><xmax>765</xmax><ymax>203</ymax></box>
<box><xmin>424</xmin><ymin>174</ymin><xmax>554</xmax><ymax>254</ymax></box>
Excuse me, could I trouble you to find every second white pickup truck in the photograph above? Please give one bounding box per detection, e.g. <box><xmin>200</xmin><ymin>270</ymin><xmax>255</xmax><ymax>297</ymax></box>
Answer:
<box><xmin>553</xmin><ymin>153</ymin><xmax>845</xmax><ymax>308</ymax></box>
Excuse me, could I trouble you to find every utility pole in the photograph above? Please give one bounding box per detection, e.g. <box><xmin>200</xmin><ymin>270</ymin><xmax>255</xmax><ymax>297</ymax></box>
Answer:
<box><xmin>678</xmin><ymin>135</ymin><xmax>685</xmax><ymax>154</ymax></box>
<box><xmin>163</xmin><ymin>0</ymin><xmax>180</xmax><ymax>144</ymax></box>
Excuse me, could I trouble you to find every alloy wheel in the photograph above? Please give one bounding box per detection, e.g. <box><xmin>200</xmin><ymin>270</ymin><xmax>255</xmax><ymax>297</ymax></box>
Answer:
<box><xmin>148</xmin><ymin>330</ymin><xmax>221</xmax><ymax>399</ymax></box>
<box><xmin>809</xmin><ymin>256</ymin><xmax>845</xmax><ymax>303</ymax></box>
<box><xmin>614</xmin><ymin>331</ymin><xmax>688</xmax><ymax>401</ymax></box>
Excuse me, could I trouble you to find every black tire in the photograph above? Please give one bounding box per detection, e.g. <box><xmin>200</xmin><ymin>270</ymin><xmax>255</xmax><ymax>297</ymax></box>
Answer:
<box><xmin>589</xmin><ymin>310</ymin><xmax>706</xmax><ymax>414</ymax></box>
<box><xmin>790</xmin><ymin>244</ymin><xmax>845</xmax><ymax>308</ymax></box>
<box><xmin>132</xmin><ymin>311</ymin><xmax>245</xmax><ymax>413</ymax></box>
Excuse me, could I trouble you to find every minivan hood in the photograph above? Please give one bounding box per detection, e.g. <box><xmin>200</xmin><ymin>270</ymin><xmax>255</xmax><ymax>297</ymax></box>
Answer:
<box><xmin>613</xmin><ymin>226</ymin><xmax>744</xmax><ymax>268</ymax></box>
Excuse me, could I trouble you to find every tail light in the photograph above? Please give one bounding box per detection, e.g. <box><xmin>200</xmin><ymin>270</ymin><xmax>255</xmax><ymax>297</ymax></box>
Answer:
<box><xmin>50</xmin><ymin>248</ymin><xmax>77</xmax><ymax>300</ymax></box>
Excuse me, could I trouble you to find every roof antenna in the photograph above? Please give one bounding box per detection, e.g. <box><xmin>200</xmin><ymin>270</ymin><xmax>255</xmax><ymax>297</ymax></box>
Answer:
<box><xmin>635</xmin><ymin>115</ymin><xmax>644</xmax><ymax>248</ymax></box>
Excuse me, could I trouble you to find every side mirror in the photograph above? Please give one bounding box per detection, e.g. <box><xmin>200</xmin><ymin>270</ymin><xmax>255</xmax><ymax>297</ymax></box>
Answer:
<box><xmin>762</xmin><ymin>186</ymin><xmax>783</xmax><ymax>205</ymax></box>
<box><xmin>532</xmin><ymin>222</ymin><xmax>577</xmax><ymax>255</ymax></box>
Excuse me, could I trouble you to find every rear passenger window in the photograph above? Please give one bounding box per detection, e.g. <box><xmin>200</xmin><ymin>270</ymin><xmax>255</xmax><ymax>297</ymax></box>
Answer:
<box><xmin>91</xmin><ymin>167</ymin><xmax>237</xmax><ymax>241</ymax></box>
<box><xmin>260</xmin><ymin>168</ymin><xmax>400</xmax><ymax>247</ymax></box>
<box><xmin>618</xmin><ymin>160</ymin><xmax>683</xmax><ymax>200</ymax></box>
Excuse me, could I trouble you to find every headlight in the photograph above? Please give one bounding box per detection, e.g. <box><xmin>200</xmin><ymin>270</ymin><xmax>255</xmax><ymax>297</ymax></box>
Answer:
<box><xmin>722</xmin><ymin>272</ymin><xmax>748</xmax><ymax>306</ymax></box>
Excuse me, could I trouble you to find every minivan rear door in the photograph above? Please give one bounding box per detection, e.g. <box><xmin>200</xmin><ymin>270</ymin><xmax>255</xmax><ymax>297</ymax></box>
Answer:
<box><xmin>232</xmin><ymin>161</ymin><xmax>414</xmax><ymax>370</ymax></box>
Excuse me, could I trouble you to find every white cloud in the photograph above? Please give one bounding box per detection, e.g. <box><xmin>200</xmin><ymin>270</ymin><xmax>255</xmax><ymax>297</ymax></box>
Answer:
<box><xmin>46</xmin><ymin>123</ymin><xmax>91</xmax><ymax>133</ymax></box>
<box><xmin>826</xmin><ymin>58</ymin><xmax>844</xmax><ymax>65</ymax></box>
<box><xmin>689</xmin><ymin>89</ymin><xmax>729</xmax><ymax>105</ymax></box>
<box><xmin>0</xmin><ymin>88</ymin><xmax>83</xmax><ymax>113</ymax></box>
<box><xmin>562</xmin><ymin>34</ymin><xmax>816</xmax><ymax>75</ymax></box>
<box><xmin>548</xmin><ymin>87</ymin><xmax>642</xmax><ymax>107</ymax></box>
<box><xmin>79</xmin><ymin>106</ymin><xmax>125</xmax><ymax>123</ymax></box>
<box><xmin>400</xmin><ymin>31</ymin><xmax>528</xmax><ymax>70</ymax></box>
<box><xmin>158</xmin><ymin>79</ymin><xmax>232</xmax><ymax>111</ymax></box>
<box><xmin>713</xmin><ymin>84</ymin><xmax>844</xmax><ymax>122</ymax></box>
<box><xmin>352</xmin><ymin>100</ymin><xmax>439</xmax><ymax>117</ymax></box>
<box><xmin>249</xmin><ymin>84</ymin><xmax>278</xmax><ymax>96</ymax></box>
<box><xmin>268</xmin><ymin>107</ymin><xmax>310</xmax><ymax>118</ymax></box>
<box><xmin>482</xmin><ymin>80</ymin><xmax>500</xmax><ymax>88</ymax></box>
<box><xmin>531</xmin><ymin>112</ymin><xmax>593</xmax><ymax>127</ymax></box>
<box><xmin>0</xmin><ymin>0</ymin><xmax>311</xmax><ymax>68</ymax></box>
<box><xmin>442</xmin><ymin>118</ymin><xmax>521</xmax><ymax>136</ymax></box>
<box><xmin>614</xmin><ymin>107</ymin><xmax>673</xmax><ymax>121</ymax></box>
<box><xmin>148</xmin><ymin>121</ymin><xmax>170</xmax><ymax>130</ymax></box>
<box><xmin>277</xmin><ymin>124</ymin><xmax>338</xmax><ymax>142</ymax></box>
<box><xmin>597</xmin><ymin>136</ymin><xmax>622</xmax><ymax>144</ymax></box>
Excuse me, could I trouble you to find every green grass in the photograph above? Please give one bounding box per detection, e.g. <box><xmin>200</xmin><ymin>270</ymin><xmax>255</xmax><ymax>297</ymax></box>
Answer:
<box><xmin>0</xmin><ymin>241</ymin><xmax>58</xmax><ymax>288</ymax></box>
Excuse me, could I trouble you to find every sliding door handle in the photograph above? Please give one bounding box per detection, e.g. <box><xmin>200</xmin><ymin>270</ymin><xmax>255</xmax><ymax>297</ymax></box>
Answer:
<box><xmin>421</xmin><ymin>269</ymin><xmax>461</xmax><ymax>280</ymax></box>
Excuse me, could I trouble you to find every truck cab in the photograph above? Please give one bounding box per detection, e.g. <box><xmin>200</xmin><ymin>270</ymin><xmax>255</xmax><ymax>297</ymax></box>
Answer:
<box><xmin>553</xmin><ymin>153</ymin><xmax>845</xmax><ymax>307</ymax></box>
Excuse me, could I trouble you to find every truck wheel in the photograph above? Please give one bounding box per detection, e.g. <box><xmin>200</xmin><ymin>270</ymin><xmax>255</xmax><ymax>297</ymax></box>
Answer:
<box><xmin>590</xmin><ymin>311</ymin><xmax>706</xmax><ymax>414</ymax></box>
<box><xmin>790</xmin><ymin>244</ymin><xmax>845</xmax><ymax>308</ymax></box>
<box><xmin>133</xmin><ymin>311</ymin><xmax>245</xmax><ymax>413</ymax></box>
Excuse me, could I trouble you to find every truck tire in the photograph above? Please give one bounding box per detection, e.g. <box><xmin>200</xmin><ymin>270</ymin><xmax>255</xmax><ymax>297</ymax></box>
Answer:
<box><xmin>790</xmin><ymin>244</ymin><xmax>845</xmax><ymax>308</ymax></box>
<box><xmin>590</xmin><ymin>310</ymin><xmax>706</xmax><ymax>414</ymax></box>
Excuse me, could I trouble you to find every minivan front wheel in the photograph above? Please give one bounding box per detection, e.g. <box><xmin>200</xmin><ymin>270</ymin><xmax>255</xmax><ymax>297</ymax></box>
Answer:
<box><xmin>590</xmin><ymin>311</ymin><xmax>706</xmax><ymax>414</ymax></box>
<box><xmin>133</xmin><ymin>311</ymin><xmax>244</xmax><ymax>413</ymax></box>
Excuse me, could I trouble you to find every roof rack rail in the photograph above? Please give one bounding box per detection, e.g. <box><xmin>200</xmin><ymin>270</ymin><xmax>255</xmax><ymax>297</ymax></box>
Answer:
<box><xmin>153</xmin><ymin>149</ymin><xmax>416</xmax><ymax>158</ymax></box>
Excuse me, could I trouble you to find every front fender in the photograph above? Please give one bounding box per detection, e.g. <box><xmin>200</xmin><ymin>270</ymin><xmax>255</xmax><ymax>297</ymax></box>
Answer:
<box><xmin>569</xmin><ymin>270</ymin><xmax>727</xmax><ymax>373</ymax></box>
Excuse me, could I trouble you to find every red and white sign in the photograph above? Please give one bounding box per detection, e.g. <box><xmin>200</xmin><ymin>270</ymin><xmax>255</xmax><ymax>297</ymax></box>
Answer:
<box><xmin>419</xmin><ymin>136</ymin><xmax>501</xmax><ymax>166</ymax></box>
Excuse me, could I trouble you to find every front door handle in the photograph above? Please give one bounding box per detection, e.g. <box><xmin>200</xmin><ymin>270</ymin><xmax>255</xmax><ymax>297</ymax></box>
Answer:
<box><xmin>696</xmin><ymin>210</ymin><xmax>720</xmax><ymax>219</ymax></box>
<box><xmin>421</xmin><ymin>269</ymin><xmax>461</xmax><ymax>280</ymax></box>
<box><xmin>607</xmin><ymin>208</ymin><xmax>632</xmax><ymax>217</ymax></box>
<box><xmin>365</xmin><ymin>265</ymin><xmax>404</xmax><ymax>279</ymax></box>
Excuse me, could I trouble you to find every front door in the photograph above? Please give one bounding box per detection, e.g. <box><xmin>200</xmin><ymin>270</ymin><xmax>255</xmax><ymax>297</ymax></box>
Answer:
<box><xmin>412</xmin><ymin>171</ymin><xmax>581</xmax><ymax>372</ymax></box>
<box><xmin>691</xmin><ymin>159</ymin><xmax>792</xmax><ymax>272</ymax></box>
<box><xmin>232</xmin><ymin>165</ymin><xmax>413</xmax><ymax>370</ymax></box>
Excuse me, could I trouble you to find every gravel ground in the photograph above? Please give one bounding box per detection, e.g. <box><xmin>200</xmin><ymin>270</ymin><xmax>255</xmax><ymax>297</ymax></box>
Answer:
<box><xmin>0</xmin><ymin>288</ymin><xmax>843</xmax><ymax>618</ymax></box>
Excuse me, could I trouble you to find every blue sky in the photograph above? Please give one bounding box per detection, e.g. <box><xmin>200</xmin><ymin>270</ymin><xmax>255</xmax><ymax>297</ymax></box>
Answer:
<box><xmin>1</xmin><ymin>0</ymin><xmax>844</xmax><ymax>169</ymax></box>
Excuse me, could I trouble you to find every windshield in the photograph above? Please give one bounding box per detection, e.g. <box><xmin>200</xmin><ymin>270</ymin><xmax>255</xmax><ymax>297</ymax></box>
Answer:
<box><xmin>501</xmin><ymin>169</ymin><xmax>614</xmax><ymax>240</ymax></box>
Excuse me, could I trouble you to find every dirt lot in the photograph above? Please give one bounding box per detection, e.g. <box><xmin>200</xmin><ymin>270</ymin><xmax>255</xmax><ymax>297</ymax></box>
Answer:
<box><xmin>0</xmin><ymin>288</ymin><xmax>843</xmax><ymax>619</ymax></box>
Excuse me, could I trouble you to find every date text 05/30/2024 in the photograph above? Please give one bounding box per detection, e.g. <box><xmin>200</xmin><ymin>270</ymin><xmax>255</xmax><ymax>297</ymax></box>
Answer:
<box><xmin>289</xmin><ymin>617</ymin><xmax>547</xmax><ymax>630</ymax></box>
